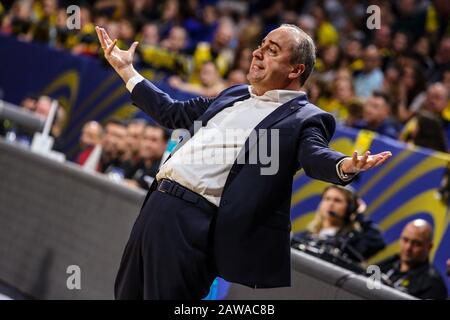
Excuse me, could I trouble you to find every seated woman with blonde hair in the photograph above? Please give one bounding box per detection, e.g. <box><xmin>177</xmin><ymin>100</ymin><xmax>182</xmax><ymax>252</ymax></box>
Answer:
<box><xmin>292</xmin><ymin>185</ymin><xmax>385</xmax><ymax>263</ymax></box>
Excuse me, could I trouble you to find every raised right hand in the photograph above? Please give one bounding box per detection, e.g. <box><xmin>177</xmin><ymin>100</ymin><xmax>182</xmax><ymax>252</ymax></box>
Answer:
<box><xmin>95</xmin><ymin>26</ymin><xmax>139</xmax><ymax>81</ymax></box>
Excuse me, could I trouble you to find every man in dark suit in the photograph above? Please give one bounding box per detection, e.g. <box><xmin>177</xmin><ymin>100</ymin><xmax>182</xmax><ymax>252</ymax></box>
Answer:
<box><xmin>96</xmin><ymin>24</ymin><xmax>392</xmax><ymax>300</ymax></box>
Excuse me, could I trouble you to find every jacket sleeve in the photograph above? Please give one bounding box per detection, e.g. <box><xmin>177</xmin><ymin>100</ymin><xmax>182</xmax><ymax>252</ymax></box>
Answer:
<box><xmin>297</xmin><ymin>112</ymin><xmax>349</xmax><ymax>185</ymax></box>
<box><xmin>130</xmin><ymin>79</ymin><xmax>214</xmax><ymax>129</ymax></box>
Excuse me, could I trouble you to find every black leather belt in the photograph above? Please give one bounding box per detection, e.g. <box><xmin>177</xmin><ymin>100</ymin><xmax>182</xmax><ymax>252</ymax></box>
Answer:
<box><xmin>156</xmin><ymin>179</ymin><xmax>218</xmax><ymax>214</ymax></box>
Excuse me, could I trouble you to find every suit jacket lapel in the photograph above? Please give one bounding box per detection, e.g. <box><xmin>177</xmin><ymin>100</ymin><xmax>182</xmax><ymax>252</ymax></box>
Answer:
<box><xmin>224</xmin><ymin>94</ymin><xmax>309</xmax><ymax>192</ymax></box>
<box><xmin>239</xmin><ymin>93</ymin><xmax>308</xmax><ymax>159</ymax></box>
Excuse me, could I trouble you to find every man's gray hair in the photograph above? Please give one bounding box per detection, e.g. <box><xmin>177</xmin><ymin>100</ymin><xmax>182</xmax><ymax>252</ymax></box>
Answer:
<box><xmin>280</xmin><ymin>24</ymin><xmax>316</xmax><ymax>86</ymax></box>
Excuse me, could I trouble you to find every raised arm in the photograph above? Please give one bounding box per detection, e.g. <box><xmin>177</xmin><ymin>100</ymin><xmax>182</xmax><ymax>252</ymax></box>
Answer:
<box><xmin>297</xmin><ymin>112</ymin><xmax>392</xmax><ymax>184</ymax></box>
<box><xmin>95</xmin><ymin>26</ymin><xmax>213</xmax><ymax>129</ymax></box>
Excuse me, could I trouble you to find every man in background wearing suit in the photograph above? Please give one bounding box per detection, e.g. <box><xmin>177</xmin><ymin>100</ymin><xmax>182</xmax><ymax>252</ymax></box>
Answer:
<box><xmin>96</xmin><ymin>24</ymin><xmax>392</xmax><ymax>299</ymax></box>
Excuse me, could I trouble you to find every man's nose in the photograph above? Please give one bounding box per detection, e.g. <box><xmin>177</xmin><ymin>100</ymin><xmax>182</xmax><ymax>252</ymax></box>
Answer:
<box><xmin>252</xmin><ymin>48</ymin><xmax>263</xmax><ymax>60</ymax></box>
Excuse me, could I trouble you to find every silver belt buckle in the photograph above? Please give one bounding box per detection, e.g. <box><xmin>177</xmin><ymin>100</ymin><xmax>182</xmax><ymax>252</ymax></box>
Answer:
<box><xmin>158</xmin><ymin>179</ymin><xmax>171</xmax><ymax>193</ymax></box>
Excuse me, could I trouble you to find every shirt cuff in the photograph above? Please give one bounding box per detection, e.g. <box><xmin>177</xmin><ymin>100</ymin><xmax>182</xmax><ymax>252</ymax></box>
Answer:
<box><xmin>126</xmin><ymin>74</ymin><xmax>145</xmax><ymax>93</ymax></box>
<box><xmin>336</xmin><ymin>157</ymin><xmax>356</xmax><ymax>182</ymax></box>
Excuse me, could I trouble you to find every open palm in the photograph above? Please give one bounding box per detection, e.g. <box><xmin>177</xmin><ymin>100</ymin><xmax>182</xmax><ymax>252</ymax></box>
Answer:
<box><xmin>341</xmin><ymin>150</ymin><xmax>392</xmax><ymax>174</ymax></box>
<box><xmin>95</xmin><ymin>26</ymin><xmax>138</xmax><ymax>72</ymax></box>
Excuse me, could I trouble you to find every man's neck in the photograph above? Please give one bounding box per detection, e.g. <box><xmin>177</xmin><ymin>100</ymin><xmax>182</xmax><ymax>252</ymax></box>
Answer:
<box><xmin>251</xmin><ymin>84</ymin><xmax>302</xmax><ymax>96</ymax></box>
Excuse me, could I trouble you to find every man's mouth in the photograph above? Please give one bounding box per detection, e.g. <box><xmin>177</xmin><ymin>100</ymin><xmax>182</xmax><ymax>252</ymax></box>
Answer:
<box><xmin>252</xmin><ymin>64</ymin><xmax>264</xmax><ymax>71</ymax></box>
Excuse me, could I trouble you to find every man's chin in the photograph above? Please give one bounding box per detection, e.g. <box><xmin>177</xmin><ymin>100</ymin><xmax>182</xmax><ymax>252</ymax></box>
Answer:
<box><xmin>247</xmin><ymin>75</ymin><xmax>263</xmax><ymax>86</ymax></box>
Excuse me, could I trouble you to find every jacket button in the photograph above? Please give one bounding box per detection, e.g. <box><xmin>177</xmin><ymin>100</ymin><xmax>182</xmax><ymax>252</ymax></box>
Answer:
<box><xmin>222</xmin><ymin>200</ymin><xmax>228</xmax><ymax>205</ymax></box>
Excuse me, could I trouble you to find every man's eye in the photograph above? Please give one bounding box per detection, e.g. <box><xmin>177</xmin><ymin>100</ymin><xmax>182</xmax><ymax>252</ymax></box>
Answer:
<box><xmin>269</xmin><ymin>48</ymin><xmax>277</xmax><ymax>54</ymax></box>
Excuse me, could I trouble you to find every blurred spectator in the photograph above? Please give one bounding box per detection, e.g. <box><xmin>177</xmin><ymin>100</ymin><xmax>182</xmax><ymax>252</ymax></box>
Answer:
<box><xmin>169</xmin><ymin>61</ymin><xmax>226</xmax><ymax>97</ymax></box>
<box><xmin>353</xmin><ymin>45</ymin><xmax>384</xmax><ymax>98</ymax></box>
<box><xmin>297</xmin><ymin>14</ymin><xmax>316</xmax><ymax>38</ymax></box>
<box><xmin>160</xmin><ymin>25</ymin><xmax>188</xmax><ymax>52</ymax></box>
<box><xmin>392</xmin><ymin>0</ymin><xmax>427</xmax><ymax>38</ymax></box>
<box><xmin>378</xmin><ymin>219</ymin><xmax>448</xmax><ymax>300</ymax></box>
<box><xmin>341</xmin><ymin>37</ymin><xmax>363</xmax><ymax>72</ymax></box>
<box><xmin>20</xmin><ymin>93</ymin><xmax>37</xmax><ymax>113</ymax></box>
<box><xmin>310</xmin><ymin>4</ymin><xmax>339</xmax><ymax>47</ymax></box>
<box><xmin>344</xmin><ymin>99</ymin><xmax>364</xmax><ymax>127</ymax></box>
<box><xmin>233</xmin><ymin>47</ymin><xmax>252</xmax><ymax>75</ymax></box>
<box><xmin>121</xmin><ymin>119</ymin><xmax>146</xmax><ymax>179</ymax></box>
<box><xmin>76</xmin><ymin>121</ymin><xmax>103</xmax><ymax>166</ymax></box>
<box><xmin>320</xmin><ymin>77</ymin><xmax>355</xmax><ymax>121</ymax></box>
<box><xmin>1</xmin><ymin>0</ymin><xmax>33</xmax><ymax>41</ymax></box>
<box><xmin>68</xmin><ymin>5</ymin><xmax>97</xmax><ymax>56</ymax></box>
<box><xmin>32</xmin><ymin>0</ymin><xmax>59</xmax><ymax>45</ymax></box>
<box><xmin>400</xmin><ymin>83</ymin><xmax>449</xmax><ymax>152</ymax></box>
<box><xmin>429</xmin><ymin>36</ymin><xmax>450</xmax><ymax>83</ymax></box>
<box><xmin>352</xmin><ymin>91</ymin><xmax>400</xmax><ymax>139</ymax></box>
<box><xmin>396</xmin><ymin>63</ymin><xmax>427</xmax><ymax>122</ymax></box>
<box><xmin>429</xmin><ymin>0</ymin><xmax>450</xmax><ymax>39</ymax></box>
<box><xmin>139</xmin><ymin>22</ymin><xmax>159</xmax><ymax>47</ymax></box>
<box><xmin>138</xmin><ymin>25</ymin><xmax>191</xmax><ymax>78</ymax></box>
<box><xmin>99</xmin><ymin>118</ymin><xmax>127</xmax><ymax>177</ymax></box>
<box><xmin>226</xmin><ymin>69</ymin><xmax>247</xmax><ymax>86</ymax></box>
<box><xmin>126</xmin><ymin>124</ymin><xmax>168</xmax><ymax>190</ymax></box>
<box><xmin>373</xmin><ymin>24</ymin><xmax>393</xmax><ymax>67</ymax></box>
<box><xmin>315</xmin><ymin>44</ymin><xmax>340</xmax><ymax>83</ymax></box>
<box><xmin>34</xmin><ymin>95</ymin><xmax>52</xmax><ymax>120</ymax></box>
<box><xmin>190</xmin><ymin>17</ymin><xmax>235</xmax><ymax>84</ymax></box>
<box><xmin>292</xmin><ymin>185</ymin><xmax>385</xmax><ymax>263</ymax></box>
<box><xmin>413</xmin><ymin>36</ymin><xmax>434</xmax><ymax>71</ymax></box>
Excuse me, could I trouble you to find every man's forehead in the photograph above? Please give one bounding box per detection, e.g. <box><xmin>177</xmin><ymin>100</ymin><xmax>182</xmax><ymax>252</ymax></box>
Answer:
<box><xmin>264</xmin><ymin>28</ymin><xmax>298</xmax><ymax>45</ymax></box>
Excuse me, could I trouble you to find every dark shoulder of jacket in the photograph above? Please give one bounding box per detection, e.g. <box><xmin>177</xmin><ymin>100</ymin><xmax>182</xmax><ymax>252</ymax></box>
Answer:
<box><xmin>299</xmin><ymin>102</ymin><xmax>337</xmax><ymax>139</ymax></box>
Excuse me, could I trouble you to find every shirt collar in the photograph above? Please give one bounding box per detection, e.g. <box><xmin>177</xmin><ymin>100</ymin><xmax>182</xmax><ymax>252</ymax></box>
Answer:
<box><xmin>248</xmin><ymin>85</ymin><xmax>305</xmax><ymax>104</ymax></box>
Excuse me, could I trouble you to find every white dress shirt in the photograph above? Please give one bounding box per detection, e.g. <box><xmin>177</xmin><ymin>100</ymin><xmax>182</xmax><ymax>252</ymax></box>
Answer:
<box><xmin>127</xmin><ymin>75</ymin><xmax>352</xmax><ymax>206</ymax></box>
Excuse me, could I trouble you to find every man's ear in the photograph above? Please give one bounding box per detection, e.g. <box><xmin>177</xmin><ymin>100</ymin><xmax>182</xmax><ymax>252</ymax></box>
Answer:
<box><xmin>288</xmin><ymin>64</ymin><xmax>305</xmax><ymax>80</ymax></box>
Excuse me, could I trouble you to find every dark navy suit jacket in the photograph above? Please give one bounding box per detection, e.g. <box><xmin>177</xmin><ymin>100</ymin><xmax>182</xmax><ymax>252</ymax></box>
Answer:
<box><xmin>131</xmin><ymin>80</ymin><xmax>349</xmax><ymax>288</ymax></box>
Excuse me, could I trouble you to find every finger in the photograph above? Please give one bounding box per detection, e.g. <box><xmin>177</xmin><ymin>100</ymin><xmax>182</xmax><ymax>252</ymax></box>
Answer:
<box><xmin>373</xmin><ymin>151</ymin><xmax>392</xmax><ymax>158</ymax></box>
<box><xmin>359</xmin><ymin>150</ymin><xmax>370</xmax><ymax>169</ymax></box>
<box><xmin>367</xmin><ymin>154</ymin><xmax>390</xmax><ymax>169</ymax></box>
<box><xmin>367</xmin><ymin>155</ymin><xmax>385</xmax><ymax>168</ymax></box>
<box><xmin>101</xmin><ymin>27</ymin><xmax>113</xmax><ymax>46</ymax></box>
<box><xmin>128</xmin><ymin>41</ymin><xmax>139</xmax><ymax>56</ymax></box>
<box><xmin>106</xmin><ymin>39</ymin><xmax>117</xmax><ymax>55</ymax></box>
<box><xmin>95</xmin><ymin>26</ymin><xmax>107</xmax><ymax>49</ymax></box>
<box><xmin>352</xmin><ymin>151</ymin><xmax>358</xmax><ymax>166</ymax></box>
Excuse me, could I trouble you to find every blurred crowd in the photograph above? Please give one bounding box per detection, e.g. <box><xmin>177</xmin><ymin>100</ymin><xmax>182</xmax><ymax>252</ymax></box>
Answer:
<box><xmin>1</xmin><ymin>0</ymin><xmax>450</xmax><ymax>153</ymax></box>
<box><xmin>0</xmin><ymin>93</ymin><xmax>170</xmax><ymax>190</ymax></box>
